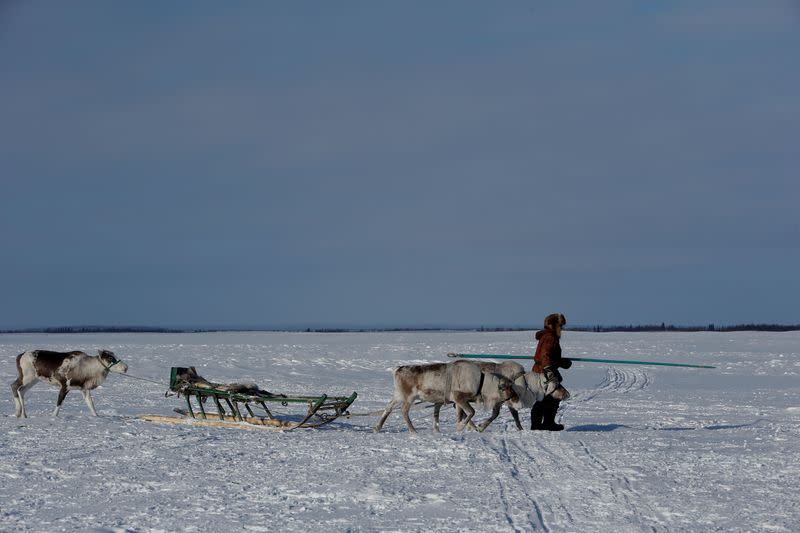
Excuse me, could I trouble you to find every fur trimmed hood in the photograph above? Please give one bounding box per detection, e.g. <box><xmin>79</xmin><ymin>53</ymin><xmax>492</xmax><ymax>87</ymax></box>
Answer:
<box><xmin>543</xmin><ymin>313</ymin><xmax>566</xmax><ymax>331</ymax></box>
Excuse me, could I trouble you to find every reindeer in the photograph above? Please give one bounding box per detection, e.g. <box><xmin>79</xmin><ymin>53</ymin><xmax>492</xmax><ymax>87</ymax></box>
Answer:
<box><xmin>373</xmin><ymin>360</ymin><xmax>518</xmax><ymax>433</ymax></box>
<box><xmin>456</xmin><ymin>360</ymin><xmax>527</xmax><ymax>430</ymax></box>
<box><xmin>10</xmin><ymin>350</ymin><xmax>128</xmax><ymax>417</ymax></box>
<box><xmin>455</xmin><ymin>361</ymin><xmax>571</xmax><ymax>430</ymax></box>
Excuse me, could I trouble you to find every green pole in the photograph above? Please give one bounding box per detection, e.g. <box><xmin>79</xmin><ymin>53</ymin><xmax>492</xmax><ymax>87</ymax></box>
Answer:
<box><xmin>447</xmin><ymin>353</ymin><xmax>715</xmax><ymax>369</ymax></box>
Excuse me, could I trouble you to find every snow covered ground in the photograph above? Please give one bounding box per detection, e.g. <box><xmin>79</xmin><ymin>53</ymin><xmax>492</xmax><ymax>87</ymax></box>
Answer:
<box><xmin>1</xmin><ymin>330</ymin><xmax>798</xmax><ymax>532</ymax></box>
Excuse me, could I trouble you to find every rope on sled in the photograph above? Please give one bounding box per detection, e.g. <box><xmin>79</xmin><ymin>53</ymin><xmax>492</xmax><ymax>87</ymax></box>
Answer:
<box><xmin>342</xmin><ymin>401</ymin><xmax>428</xmax><ymax>418</ymax></box>
<box><xmin>115</xmin><ymin>372</ymin><xmax>166</xmax><ymax>387</ymax></box>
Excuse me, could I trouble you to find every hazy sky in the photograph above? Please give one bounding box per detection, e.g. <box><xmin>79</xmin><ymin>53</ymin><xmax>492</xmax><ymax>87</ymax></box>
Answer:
<box><xmin>2</xmin><ymin>1</ymin><xmax>799</xmax><ymax>328</ymax></box>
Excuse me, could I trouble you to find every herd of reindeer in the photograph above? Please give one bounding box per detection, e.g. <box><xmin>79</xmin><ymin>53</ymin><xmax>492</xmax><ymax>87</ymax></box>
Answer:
<box><xmin>9</xmin><ymin>348</ymin><xmax>565</xmax><ymax>432</ymax></box>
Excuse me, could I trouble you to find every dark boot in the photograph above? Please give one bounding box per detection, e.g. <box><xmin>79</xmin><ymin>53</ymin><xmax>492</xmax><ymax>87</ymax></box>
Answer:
<box><xmin>541</xmin><ymin>396</ymin><xmax>564</xmax><ymax>431</ymax></box>
<box><xmin>530</xmin><ymin>401</ymin><xmax>546</xmax><ymax>430</ymax></box>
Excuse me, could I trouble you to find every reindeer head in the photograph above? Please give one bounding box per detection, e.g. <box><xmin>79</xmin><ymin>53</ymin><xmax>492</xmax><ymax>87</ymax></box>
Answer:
<box><xmin>549</xmin><ymin>385</ymin><xmax>570</xmax><ymax>401</ymax></box>
<box><xmin>98</xmin><ymin>350</ymin><xmax>128</xmax><ymax>374</ymax></box>
<box><xmin>497</xmin><ymin>375</ymin><xmax>519</xmax><ymax>403</ymax></box>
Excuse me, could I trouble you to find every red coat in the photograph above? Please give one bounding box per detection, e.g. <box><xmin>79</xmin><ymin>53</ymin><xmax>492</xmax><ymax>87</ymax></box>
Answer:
<box><xmin>533</xmin><ymin>329</ymin><xmax>562</xmax><ymax>373</ymax></box>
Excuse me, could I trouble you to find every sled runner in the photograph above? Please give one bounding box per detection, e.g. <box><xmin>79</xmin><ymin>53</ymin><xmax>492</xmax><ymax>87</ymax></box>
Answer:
<box><xmin>142</xmin><ymin>367</ymin><xmax>357</xmax><ymax>430</ymax></box>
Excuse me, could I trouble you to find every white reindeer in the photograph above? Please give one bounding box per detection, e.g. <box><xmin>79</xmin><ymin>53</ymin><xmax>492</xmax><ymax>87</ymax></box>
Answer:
<box><xmin>373</xmin><ymin>361</ymin><xmax>518</xmax><ymax>433</ymax></box>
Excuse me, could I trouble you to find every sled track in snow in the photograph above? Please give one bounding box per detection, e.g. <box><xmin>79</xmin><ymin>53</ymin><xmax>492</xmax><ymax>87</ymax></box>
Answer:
<box><xmin>557</xmin><ymin>368</ymin><xmax>653</xmax><ymax>461</ymax></box>
<box><xmin>507</xmin><ymin>438</ymin><xmax>576</xmax><ymax>528</ymax></box>
<box><xmin>491</xmin><ymin>437</ymin><xmax>550</xmax><ymax>531</ymax></box>
<box><xmin>484</xmin><ymin>422</ymin><xmax>581</xmax><ymax>531</ymax></box>
<box><xmin>482</xmin><ymin>365</ymin><xmax>660</xmax><ymax>531</ymax></box>
<box><xmin>574</xmin><ymin>439</ymin><xmax>667</xmax><ymax>532</ymax></box>
<box><xmin>570</xmin><ymin>366</ymin><xmax>652</xmax><ymax>405</ymax></box>
<box><xmin>492</xmin><ymin>429</ymin><xmax>660</xmax><ymax>531</ymax></box>
<box><xmin>492</xmin><ymin>428</ymin><xmax>663</xmax><ymax>532</ymax></box>
<box><xmin>537</xmin><ymin>365</ymin><xmax>666</xmax><ymax>531</ymax></box>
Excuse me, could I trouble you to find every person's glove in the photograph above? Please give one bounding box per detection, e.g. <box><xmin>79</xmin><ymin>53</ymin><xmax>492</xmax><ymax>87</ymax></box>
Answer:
<box><xmin>559</xmin><ymin>358</ymin><xmax>572</xmax><ymax>369</ymax></box>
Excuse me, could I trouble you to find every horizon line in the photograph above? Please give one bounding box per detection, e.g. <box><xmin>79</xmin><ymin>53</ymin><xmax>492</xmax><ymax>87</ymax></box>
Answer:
<box><xmin>2</xmin><ymin>323</ymin><xmax>800</xmax><ymax>334</ymax></box>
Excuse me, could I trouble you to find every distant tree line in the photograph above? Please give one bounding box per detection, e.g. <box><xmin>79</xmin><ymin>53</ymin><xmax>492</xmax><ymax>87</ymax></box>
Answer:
<box><xmin>570</xmin><ymin>323</ymin><xmax>800</xmax><ymax>333</ymax></box>
<box><xmin>0</xmin><ymin>326</ymin><xmax>194</xmax><ymax>334</ymax></box>
<box><xmin>300</xmin><ymin>324</ymin><xmax>800</xmax><ymax>333</ymax></box>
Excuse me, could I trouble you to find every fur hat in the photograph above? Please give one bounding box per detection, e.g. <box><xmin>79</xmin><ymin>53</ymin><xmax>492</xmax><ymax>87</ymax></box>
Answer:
<box><xmin>544</xmin><ymin>313</ymin><xmax>567</xmax><ymax>330</ymax></box>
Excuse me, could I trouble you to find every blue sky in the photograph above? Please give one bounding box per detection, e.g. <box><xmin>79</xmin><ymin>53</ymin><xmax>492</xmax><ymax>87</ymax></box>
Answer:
<box><xmin>1</xmin><ymin>1</ymin><xmax>799</xmax><ymax>328</ymax></box>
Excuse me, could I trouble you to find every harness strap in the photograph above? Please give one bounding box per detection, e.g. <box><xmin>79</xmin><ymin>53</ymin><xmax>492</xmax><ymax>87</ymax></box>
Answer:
<box><xmin>444</xmin><ymin>364</ymin><xmax>453</xmax><ymax>402</ymax></box>
<box><xmin>101</xmin><ymin>359</ymin><xmax>123</xmax><ymax>371</ymax></box>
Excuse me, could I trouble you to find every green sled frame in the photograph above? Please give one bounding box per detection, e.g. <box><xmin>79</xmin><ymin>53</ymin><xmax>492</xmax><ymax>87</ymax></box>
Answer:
<box><xmin>168</xmin><ymin>367</ymin><xmax>358</xmax><ymax>430</ymax></box>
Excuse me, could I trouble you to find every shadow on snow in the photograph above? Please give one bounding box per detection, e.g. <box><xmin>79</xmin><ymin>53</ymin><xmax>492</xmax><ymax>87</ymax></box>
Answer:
<box><xmin>566</xmin><ymin>419</ymin><xmax>767</xmax><ymax>432</ymax></box>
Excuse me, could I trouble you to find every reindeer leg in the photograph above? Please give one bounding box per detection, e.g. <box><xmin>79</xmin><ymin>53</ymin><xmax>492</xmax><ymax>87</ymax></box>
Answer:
<box><xmin>374</xmin><ymin>399</ymin><xmax>399</xmax><ymax>432</ymax></box>
<box><xmin>16</xmin><ymin>380</ymin><xmax>37</xmax><ymax>418</ymax></box>
<box><xmin>401</xmin><ymin>400</ymin><xmax>416</xmax><ymax>433</ymax></box>
<box><xmin>82</xmin><ymin>389</ymin><xmax>98</xmax><ymax>416</ymax></box>
<box><xmin>11</xmin><ymin>378</ymin><xmax>23</xmax><ymax>417</ymax></box>
<box><xmin>508</xmin><ymin>405</ymin><xmax>523</xmax><ymax>431</ymax></box>
<box><xmin>454</xmin><ymin>395</ymin><xmax>476</xmax><ymax>432</ymax></box>
<box><xmin>433</xmin><ymin>403</ymin><xmax>442</xmax><ymax>432</ymax></box>
<box><xmin>53</xmin><ymin>384</ymin><xmax>68</xmax><ymax>417</ymax></box>
<box><xmin>478</xmin><ymin>403</ymin><xmax>503</xmax><ymax>432</ymax></box>
<box><xmin>455</xmin><ymin>405</ymin><xmax>465</xmax><ymax>426</ymax></box>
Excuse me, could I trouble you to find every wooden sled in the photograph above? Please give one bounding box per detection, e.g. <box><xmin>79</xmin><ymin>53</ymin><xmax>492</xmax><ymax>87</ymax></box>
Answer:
<box><xmin>142</xmin><ymin>367</ymin><xmax>357</xmax><ymax>431</ymax></box>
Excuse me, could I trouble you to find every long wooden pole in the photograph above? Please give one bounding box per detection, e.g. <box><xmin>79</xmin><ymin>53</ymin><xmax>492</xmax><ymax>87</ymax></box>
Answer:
<box><xmin>447</xmin><ymin>353</ymin><xmax>715</xmax><ymax>369</ymax></box>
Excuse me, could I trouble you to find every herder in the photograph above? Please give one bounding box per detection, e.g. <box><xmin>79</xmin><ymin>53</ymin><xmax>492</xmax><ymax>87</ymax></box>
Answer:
<box><xmin>531</xmin><ymin>313</ymin><xmax>572</xmax><ymax>431</ymax></box>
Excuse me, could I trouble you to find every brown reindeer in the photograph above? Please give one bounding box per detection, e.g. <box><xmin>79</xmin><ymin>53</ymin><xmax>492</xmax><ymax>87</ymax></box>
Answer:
<box><xmin>11</xmin><ymin>350</ymin><xmax>128</xmax><ymax>417</ymax></box>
